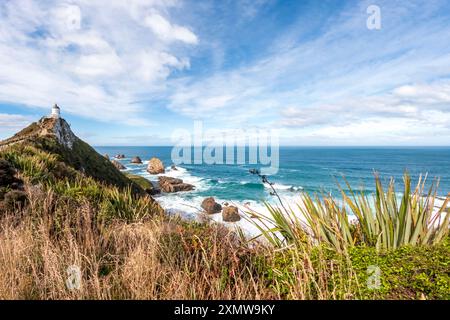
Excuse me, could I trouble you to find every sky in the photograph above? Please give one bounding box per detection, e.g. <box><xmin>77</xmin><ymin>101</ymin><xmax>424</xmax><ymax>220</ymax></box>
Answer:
<box><xmin>0</xmin><ymin>0</ymin><xmax>450</xmax><ymax>146</ymax></box>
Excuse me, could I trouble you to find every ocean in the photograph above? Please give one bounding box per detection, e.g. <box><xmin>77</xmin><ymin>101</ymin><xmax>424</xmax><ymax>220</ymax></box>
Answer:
<box><xmin>95</xmin><ymin>146</ymin><xmax>450</xmax><ymax>233</ymax></box>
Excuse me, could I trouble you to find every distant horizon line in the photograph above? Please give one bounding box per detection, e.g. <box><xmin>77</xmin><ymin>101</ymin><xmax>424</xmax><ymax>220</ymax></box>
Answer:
<box><xmin>93</xmin><ymin>145</ymin><xmax>450</xmax><ymax>148</ymax></box>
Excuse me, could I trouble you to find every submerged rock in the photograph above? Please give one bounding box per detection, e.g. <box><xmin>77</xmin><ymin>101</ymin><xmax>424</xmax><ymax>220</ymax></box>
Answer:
<box><xmin>222</xmin><ymin>205</ymin><xmax>240</xmax><ymax>222</ymax></box>
<box><xmin>111</xmin><ymin>159</ymin><xmax>126</xmax><ymax>170</ymax></box>
<box><xmin>147</xmin><ymin>157</ymin><xmax>165</xmax><ymax>174</ymax></box>
<box><xmin>171</xmin><ymin>164</ymin><xmax>178</xmax><ymax>171</ymax></box>
<box><xmin>158</xmin><ymin>176</ymin><xmax>194</xmax><ymax>193</ymax></box>
<box><xmin>131</xmin><ymin>156</ymin><xmax>142</xmax><ymax>164</ymax></box>
<box><xmin>201</xmin><ymin>197</ymin><xmax>222</xmax><ymax>214</ymax></box>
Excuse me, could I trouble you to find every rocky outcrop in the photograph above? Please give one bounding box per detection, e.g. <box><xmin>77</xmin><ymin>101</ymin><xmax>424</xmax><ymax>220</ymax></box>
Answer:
<box><xmin>111</xmin><ymin>160</ymin><xmax>126</xmax><ymax>170</ymax></box>
<box><xmin>147</xmin><ymin>157</ymin><xmax>165</xmax><ymax>174</ymax></box>
<box><xmin>115</xmin><ymin>154</ymin><xmax>125</xmax><ymax>159</ymax></box>
<box><xmin>0</xmin><ymin>118</ymin><xmax>73</xmax><ymax>151</ymax></box>
<box><xmin>201</xmin><ymin>197</ymin><xmax>222</xmax><ymax>214</ymax></box>
<box><xmin>49</xmin><ymin>118</ymin><xmax>76</xmax><ymax>149</ymax></box>
<box><xmin>104</xmin><ymin>154</ymin><xmax>110</xmax><ymax>160</ymax></box>
<box><xmin>222</xmin><ymin>206</ymin><xmax>240</xmax><ymax>222</ymax></box>
<box><xmin>131</xmin><ymin>156</ymin><xmax>142</xmax><ymax>164</ymax></box>
<box><xmin>0</xmin><ymin>114</ymin><xmax>156</xmax><ymax>198</ymax></box>
<box><xmin>158</xmin><ymin>176</ymin><xmax>194</xmax><ymax>193</ymax></box>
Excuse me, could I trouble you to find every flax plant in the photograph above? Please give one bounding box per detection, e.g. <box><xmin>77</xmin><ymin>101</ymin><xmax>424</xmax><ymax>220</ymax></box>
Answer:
<box><xmin>248</xmin><ymin>172</ymin><xmax>449</xmax><ymax>252</ymax></box>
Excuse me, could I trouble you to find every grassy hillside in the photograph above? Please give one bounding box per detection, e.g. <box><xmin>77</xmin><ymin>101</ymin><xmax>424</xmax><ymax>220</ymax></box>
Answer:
<box><xmin>0</xmin><ymin>117</ymin><xmax>142</xmax><ymax>193</ymax></box>
<box><xmin>124</xmin><ymin>173</ymin><xmax>157</xmax><ymax>194</ymax></box>
<box><xmin>0</xmin><ymin>117</ymin><xmax>162</xmax><ymax>222</ymax></box>
<box><xmin>0</xmin><ymin>117</ymin><xmax>448</xmax><ymax>300</ymax></box>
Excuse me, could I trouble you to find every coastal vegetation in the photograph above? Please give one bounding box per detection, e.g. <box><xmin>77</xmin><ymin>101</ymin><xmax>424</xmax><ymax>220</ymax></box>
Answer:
<box><xmin>0</xmin><ymin>118</ymin><xmax>448</xmax><ymax>300</ymax></box>
<box><xmin>249</xmin><ymin>172</ymin><xmax>449</xmax><ymax>251</ymax></box>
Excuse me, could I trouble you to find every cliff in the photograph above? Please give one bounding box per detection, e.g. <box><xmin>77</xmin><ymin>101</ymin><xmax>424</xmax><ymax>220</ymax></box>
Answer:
<box><xmin>0</xmin><ymin>116</ymin><xmax>145</xmax><ymax>195</ymax></box>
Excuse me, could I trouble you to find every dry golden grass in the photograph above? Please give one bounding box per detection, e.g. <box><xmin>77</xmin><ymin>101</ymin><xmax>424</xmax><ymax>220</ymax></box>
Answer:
<box><xmin>0</xmin><ymin>187</ymin><xmax>278</xmax><ymax>300</ymax></box>
<box><xmin>1</xmin><ymin>185</ymin><xmax>447</xmax><ymax>300</ymax></box>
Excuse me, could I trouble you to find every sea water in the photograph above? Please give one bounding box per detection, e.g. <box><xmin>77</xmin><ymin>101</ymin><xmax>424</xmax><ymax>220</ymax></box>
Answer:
<box><xmin>95</xmin><ymin>146</ymin><xmax>450</xmax><ymax>234</ymax></box>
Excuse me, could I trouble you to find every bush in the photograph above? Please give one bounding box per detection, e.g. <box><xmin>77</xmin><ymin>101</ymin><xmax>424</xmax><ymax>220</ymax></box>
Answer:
<box><xmin>347</xmin><ymin>238</ymin><xmax>450</xmax><ymax>299</ymax></box>
<box><xmin>3</xmin><ymin>190</ymin><xmax>27</xmax><ymax>210</ymax></box>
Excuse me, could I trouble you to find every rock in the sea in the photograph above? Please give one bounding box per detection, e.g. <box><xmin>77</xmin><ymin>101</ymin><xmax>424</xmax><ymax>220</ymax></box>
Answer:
<box><xmin>171</xmin><ymin>164</ymin><xmax>178</xmax><ymax>171</ymax></box>
<box><xmin>131</xmin><ymin>156</ymin><xmax>142</xmax><ymax>164</ymax></box>
<box><xmin>147</xmin><ymin>157</ymin><xmax>165</xmax><ymax>174</ymax></box>
<box><xmin>201</xmin><ymin>197</ymin><xmax>222</xmax><ymax>214</ymax></box>
<box><xmin>222</xmin><ymin>206</ymin><xmax>240</xmax><ymax>222</ymax></box>
<box><xmin>111</xmin><ymin>159</ymin><xmax>126</xmax><ymax>170</ymax></box>
<box><xmin>158</xmin><ymin>176</ymin><xmax>194</xmax><ymax>193</ymax></box>
<box><xmin>115</xmin><ymin>154</ymin><xmax>125</xmax><ymax>159</ymax></box>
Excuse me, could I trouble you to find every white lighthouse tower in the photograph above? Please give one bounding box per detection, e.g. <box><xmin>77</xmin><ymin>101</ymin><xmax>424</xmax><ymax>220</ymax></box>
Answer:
<box><xmin>51</xmin><ymin>103</ymin><xmax>61</xmax><ymax>119</ymax></box>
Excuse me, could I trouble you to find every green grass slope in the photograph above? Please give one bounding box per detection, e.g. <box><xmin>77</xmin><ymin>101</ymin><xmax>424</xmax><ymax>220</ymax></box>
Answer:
<box><xmin>0</xmin><ymin>116</ymin><xmax>162</xmax><ymax>222</ymax></box>
<box><xmin>0</xmin><ymin>117</ymin><xmax>142</xmax><ymax>193</ymax></box>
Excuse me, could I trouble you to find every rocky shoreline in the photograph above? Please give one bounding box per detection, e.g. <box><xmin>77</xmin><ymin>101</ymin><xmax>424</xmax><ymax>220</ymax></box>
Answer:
<box><xmin>109</xmin><ymin>155</ymin><xmax>241</xmax><ymax>223</ymax></box>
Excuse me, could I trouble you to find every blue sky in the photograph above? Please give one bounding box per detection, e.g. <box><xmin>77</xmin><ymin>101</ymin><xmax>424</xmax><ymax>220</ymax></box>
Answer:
<box><xmin>1</xmin><ymin>0</ymin><xmax>450</xmax><ymax>146</ymax></box>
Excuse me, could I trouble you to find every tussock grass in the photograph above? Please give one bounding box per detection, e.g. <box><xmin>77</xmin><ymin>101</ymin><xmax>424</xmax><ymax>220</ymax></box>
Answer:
<box><xmin>1</xmin><ymin>183</ymin><xmax>447</xmax><ymax>300</ymax></box>
<box><xmin>0</xmin><ymin>189</ymin><xmax>273</xmax><ymax>299</ymax></box>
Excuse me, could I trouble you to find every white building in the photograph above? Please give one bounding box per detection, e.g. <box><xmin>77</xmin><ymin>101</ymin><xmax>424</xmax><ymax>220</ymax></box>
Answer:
<box><xmin>51</xmin><ymin>104</ymin><xmax>60</xmax><ymax>119</ymax></box>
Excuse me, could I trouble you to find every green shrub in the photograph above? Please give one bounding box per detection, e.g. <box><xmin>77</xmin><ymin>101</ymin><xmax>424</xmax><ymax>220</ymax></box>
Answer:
<box><xmin>347</xmin><ymin>238</ymin><xmax>450</xmax><ymax>299</ymax></box>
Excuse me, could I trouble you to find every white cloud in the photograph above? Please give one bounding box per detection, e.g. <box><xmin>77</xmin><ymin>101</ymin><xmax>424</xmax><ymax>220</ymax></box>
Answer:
<box><xmin>51</xmin><ymin>4</ymin><xmax>82</xmax><ymax>33</ymax></box>
<box><xmin>144</xmin><ymin>12</ymin><xmax>198</xmax><ymax>44</ymax></box>
<box><xmin>1</xmin><ymin>0</ymin><xmax>450</xmax><ymax>145</ymax></box>
<box><xmin>0</xmin><ymin>0</ymin><xmax>197</xmax><ymax>125</ymax></box>
<box><xmin>165</xmin><ymin>0</ymin><xmax>450</xmax><ymax>144</ymax></box>
<box><xmin>280</xmin><ymin>80</ymin><xmax>450</xmax><ymax>129</ymax></box>
<box><xmin>0</xmin><ymin>113</ymin><xmax>33</xmax><ymax>131</ymax></box>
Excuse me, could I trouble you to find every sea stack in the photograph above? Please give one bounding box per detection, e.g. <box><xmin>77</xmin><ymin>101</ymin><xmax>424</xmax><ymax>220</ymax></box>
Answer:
<box><xmin>131</xmin><ymin>156</ymin><xmax>142</xmax><ymax>164</ymax></box>
<box><xmin>222</xmin><ymin>206</ymin><xmax>241</xmax><ymax>222</ymax></box>
<box><xmin>158</xmin><ymin>176</ymin><xmax>194</xmax><ymax>193</ymax></box>
<box><xmin>147</xmin><ymin>157</ymin><xmax>165</xmax><ymax>174</ymax></box>
<box><xmin>201</xmin><ymin>197</ymin><xmax>222</xmax><ymax>214</ymax></box>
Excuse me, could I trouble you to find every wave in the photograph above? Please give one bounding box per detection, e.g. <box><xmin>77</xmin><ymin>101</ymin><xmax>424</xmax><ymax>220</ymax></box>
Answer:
<box><xmin>237</xmin><ymin>182</ymin><xmax>265</xmax><ymax>190</ymax></box>
<box><xmin>138</xmin><ymin>165</ymin><xmax>210</xmax><ymax>192</ymax></box>
<box><xmin>264</xmin><ymin>183</ymin><xmax>303</xmax><ymax>192</ymax></box>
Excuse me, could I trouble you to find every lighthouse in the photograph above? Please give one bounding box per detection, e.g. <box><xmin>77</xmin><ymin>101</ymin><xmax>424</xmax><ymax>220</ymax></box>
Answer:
<box><xmin>51</xmin><ymin>104</ymin><xmax>61</xmax><ymax>119</ymax></box>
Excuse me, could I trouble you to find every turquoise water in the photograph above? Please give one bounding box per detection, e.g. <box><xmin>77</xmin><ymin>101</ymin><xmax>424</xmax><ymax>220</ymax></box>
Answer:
<box><xmin>95</xmin><ymin>146</ymin><xmax>450</xmax><ymax>203</ymax></box>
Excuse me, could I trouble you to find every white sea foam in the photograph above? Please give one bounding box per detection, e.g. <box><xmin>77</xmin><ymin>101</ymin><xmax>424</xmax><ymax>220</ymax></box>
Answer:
<box><xmin>138</xmin><ymin>166</ymin><xmax>210</xmax><ymax>192</ymax></box>
<box><xmin>264</xmin><ymin>183</ymin><xmax>302</xmax><ymax>191</ymax></box>
<box><xmin>130</xmin><ymin>165</ymin><xmax>309</xmax><ymax>237</ymax></box>
<box><xmin>155</xmin><ymin>188</ymin><xmax>309</xmax><ymax>239</ymax></box>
